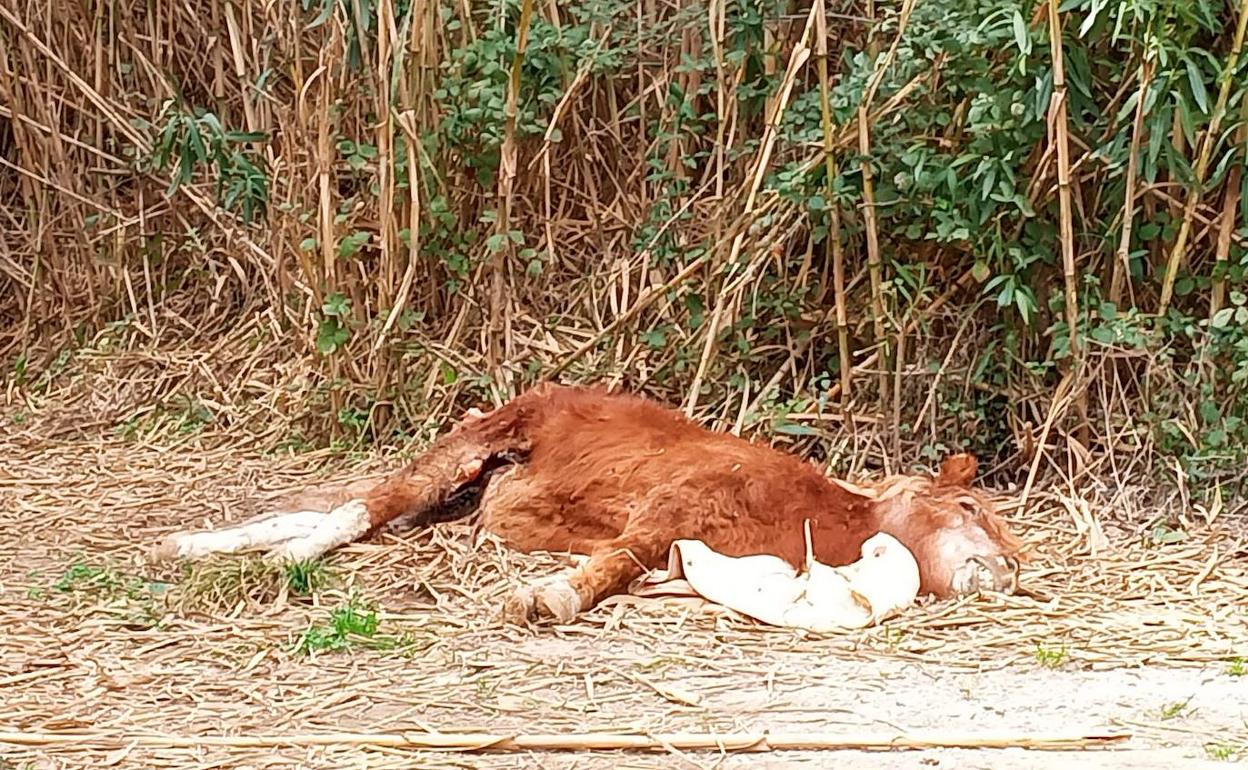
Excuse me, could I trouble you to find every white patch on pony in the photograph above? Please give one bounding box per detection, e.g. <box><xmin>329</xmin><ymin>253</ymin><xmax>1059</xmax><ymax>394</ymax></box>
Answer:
<box><xmin>934</xmin><ymin>525</ymin><xmax>1015</xmax><ymax>594</ymax></box>
<box><xmin>266</xmin><ymin>499</ymin><xmax>371</xmax><ymax>563</ymax></box>
<box><xmin>932</xmin><ymin>525</ymin><xmax>996</xmax><ymax>573</ymax></box>
<box><xmin>153</xmin><ymin>511</ymin><xmax>326</xmax><ymax>560</ymax></box>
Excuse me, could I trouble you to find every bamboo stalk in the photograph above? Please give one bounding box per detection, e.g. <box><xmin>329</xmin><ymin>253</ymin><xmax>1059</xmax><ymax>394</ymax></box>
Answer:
<box><xmin>548</xmin><ymin>198</ymin><xmax>786</xmax><ymax>379</ymax></box>
<box><xmin>857</xmin><ymin>105</ymin><xmax>888</xmax><ymax>407</ymax></box>
<box><xmin>1157</xmin><ymin>0</ymin><xmax>1248</xmax><ymax>316</ymax></box>
<box><xmin>317</xmin><ymin>23</ymin><xmax>341</xmax><ymax>437</ymax></box>
<box><xmin>223</xmin><ymin>2</ymin><xmax>259</xmax><ymax>134</ymax></box>
<box><xmin>376</xmin><ymin>0</ymin><xmax>396</xmax><ymax>316</ymax></box>
<box><xmin>830</xmin><ymin>201</ymin><xmax>851</xmax><ymax>397</ymax></box>
<box><xmin>814</xmin><ymin>0</ymin><xmax>851</xmax><ymax>403</ymax></box>
<box><xmin>683</xmin><ymin>2</ymin><xmax>820</xmax><ymax>418</ymax></box>
<box><xmin>709</xmin><ymin>0</ymin><xmax>727</xmax><ymax>198</ymax></box>
<box><xmin>374</xmin><ymin>0</ymin><xmax>426</xmax><ymax>354</ymax></box>
<box><xmin>0</xmin><ymin>729</ymin><xmax>1132</xmax><ymax>753</ymax></box>
<box><xmin>488</xmin><ymin>0</ymin><xmax>538</xmax><ymax>402</ymax></box>
<box><xmin>854</xmin><ymin>0</ymin><xmax>918</xmax><ymax>414</ymax></box>
<box><xmin>1210</xmin><ymin>77</ymin><xmax>1248</xmax><ymax>315</ymax></box>
<box><xmin>1045</xmin><ymin>0</ymin><xmax>1085</xmax><ymax>444</ymax></box>
<box><xmin>892</xmin><ymin>316</ymin><xmax>906</xmax><ymax>460</ymax></box>
<box><xmin>210</xmin><ymin>0</ymin><xmax>224</xmax><ymax>104</ymax></box>
<box><xmin>93</xmin><ymin>0</ymin><xmax>105</xmax><ymax>151</ymax></box>
<box><xmin>1018</xmin><ymin>370</ymin><xmax>1076</xmax><ymax>515</ymax></box>
<box><xmin>1109</xmin><ymin>55</ymin><xmax>1153</xmax><ymax>307</ymax></box>
<box><xmin>0</xmin><ymin>5</ymin><xmax>145</xmax><ymax>148</ymax></box>
<box><xmin>860</xmin><ymin>0</ymin><xmax>917</xmax><ymax>109</ymax></box>
<box><xmin>820</xmin><ymin>265</ymin><xmax>979</xmax><ymax>403</ymax></box>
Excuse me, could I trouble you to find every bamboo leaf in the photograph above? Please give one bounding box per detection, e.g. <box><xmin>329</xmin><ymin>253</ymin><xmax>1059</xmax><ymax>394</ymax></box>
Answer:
<box><xmin>1012</xmin><ymin>10</ymin><xmax>1031</xmax><ymax>54</ymax></box>
<box><xmin>1184</xmin><ymin>57</ymin><xmax>1209</xmax><ymax>114</ymax></box>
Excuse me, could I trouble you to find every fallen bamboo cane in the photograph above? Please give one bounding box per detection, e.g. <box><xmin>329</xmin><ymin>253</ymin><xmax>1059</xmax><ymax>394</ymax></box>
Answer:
<box><xmin>0</xmin><ymin>729</ymin><xmax>1130</xmax><ymax>753</ymax></box>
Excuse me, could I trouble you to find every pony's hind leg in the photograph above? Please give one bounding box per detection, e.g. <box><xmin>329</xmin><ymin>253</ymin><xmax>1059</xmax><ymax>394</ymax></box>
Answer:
<box><xmin>150</xmin><ymin>387</ymin><xmax>563</xmax><ymax>564</ymax></box>
<box><xmin>262</xmin><ymin>399</ymin><xmax>552</xmax><ymax>563</ymax></box>
<box><xmin>152</xmin><ymin>510</ymin><xmax>327</xmax><ymax>561</ymax></box>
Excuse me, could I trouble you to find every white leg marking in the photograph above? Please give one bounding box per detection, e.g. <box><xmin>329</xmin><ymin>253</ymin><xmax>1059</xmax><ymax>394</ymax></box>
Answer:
<box><xmin>266</xmin><ymin>499</ymin><xmax>371</xmax><ymax>563</ymax></box>
<box><xmin>153</xmin><ymin>511</ymin><xmax>326</xmax><ymax>561</ymax></box>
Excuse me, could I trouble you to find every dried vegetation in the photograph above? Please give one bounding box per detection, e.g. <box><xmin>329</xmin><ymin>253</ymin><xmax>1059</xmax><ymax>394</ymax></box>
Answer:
<box><xmin>2</xmin><ymin>0</ymin><xmax>1248</xmax><ymax>765</ymax></box>
<box><xmin>0</xmin><ymin>430</ymin><xmax>1246</xmax><ymax>766</ymax></box>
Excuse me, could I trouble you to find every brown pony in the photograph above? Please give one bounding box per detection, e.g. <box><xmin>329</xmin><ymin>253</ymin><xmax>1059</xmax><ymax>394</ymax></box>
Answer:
<box><xmin>155</xmin><ymin>383</ymin><xmax>1025</xmax><ymax>623</ymax></box>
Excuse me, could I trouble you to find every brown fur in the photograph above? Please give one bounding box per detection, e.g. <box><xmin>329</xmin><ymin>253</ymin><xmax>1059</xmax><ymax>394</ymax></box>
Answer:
<box><xmin>349</xmin><ymin>383</ymin><xmax>1025</xmax><ymax>615</ymax></box>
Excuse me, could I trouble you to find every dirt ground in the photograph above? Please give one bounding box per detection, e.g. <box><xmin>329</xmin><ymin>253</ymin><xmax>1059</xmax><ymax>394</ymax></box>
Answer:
<box><xmin>1</xmin><ymin>432</ymin><xmax>1245</xmax><ymax>769</ymax></box>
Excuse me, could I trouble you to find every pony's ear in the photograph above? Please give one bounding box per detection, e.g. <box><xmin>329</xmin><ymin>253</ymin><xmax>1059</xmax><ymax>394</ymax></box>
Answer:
<box><xmin>936</xmin><ymin>453</ymin><xmax>978</xmax><ymax>487</ymax></box>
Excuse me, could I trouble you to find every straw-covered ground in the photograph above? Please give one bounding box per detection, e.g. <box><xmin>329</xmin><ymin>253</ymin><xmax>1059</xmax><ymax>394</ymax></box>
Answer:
<box><xmin>2</xmin><ymin>417</ymin><xmax>1247</xmax><ymax>769</ymax></box>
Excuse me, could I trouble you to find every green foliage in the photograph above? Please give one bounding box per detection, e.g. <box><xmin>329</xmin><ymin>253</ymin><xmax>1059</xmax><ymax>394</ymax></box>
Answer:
<box><xmin>294</xmin><ymin>595</ymin><xmax>380</xmax><ymax>654</ymax></box>
<box><xmin>746</xmin><ymin>0</ymin><xmax>1248</xmax><ymax>477</ymax></box>
<box><xmin>293</xmin><ymin>594</ymin><xmax>423</xmax><ymax>656</ymax></box>
<box><xmin>317</xmin><ymin>293</ymin><xmax>352</xmax><ymax>356</ymax></box>
<box><xmin>1158</xmin><ymin>697</ymin><xmax>1194</xmax><ymax>720</ymax></box>
<box><xmin>434</xmin><ymin>0</ymin><xmax>627</xmax><ymax>186</ymax></box>
<box><xmin>115</xmin><ymin>395</ymin><xmax>214</xmax><ymax>441</ymax></box>
<box><xmin>149</xmin><ymin>102</ymin><xmax>270</xmax><ymax>222</ymax></box>
<box><xmin>1204</xmin><ymin>743</ymin><xmax>1242</xmax><ymax>762</ymax></box>
<box><xmin>20</xmin><ymin>0</ymin><xmax>1248</xmax><ymax>490</ymax></box>
<box><xmin>1034</xmin><ymin>641</ymin><xmax>1068</xmax><ymax>668</ymax></box>
<box><xmin>284</xmin><ymin>559</ymin><xmax>334</xmax><ymax>595</ymax></box>
<box><xmin>47</xmin><ymin>559</ymin><xmax>169</xmax><ymax>630</ymax></box>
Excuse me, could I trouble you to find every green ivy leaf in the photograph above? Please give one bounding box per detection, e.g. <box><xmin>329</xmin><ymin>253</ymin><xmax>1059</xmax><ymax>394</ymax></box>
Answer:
<box><xmin>338</xmin><ymin>231</ymin><xmax>370</xmax><ymax>258</ymax></box>
<box><xmin>640</xmin><ymin>328</ymin><xmax>667</xmax><ymax>349</ymax></box>
<box><xmin>1090</xmin><ymin>326</ymin><xmax>1115</xmax><ymax>344</ymax></box>
<box><xmin>322</xmin><ymin>293</ymin><xmax>350</xmax><ymax>317</ymax></box>
<box><xmin>316</xmin><ymin>319</ymin><xmax>349</xmax><ymax>355</ymax></box>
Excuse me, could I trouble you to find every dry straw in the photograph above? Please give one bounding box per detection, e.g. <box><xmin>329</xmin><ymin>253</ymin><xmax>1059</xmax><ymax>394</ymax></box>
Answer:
<box><xmin>1</xmin><ymin>423</ymin><xmax>1245</xmax><ymax>768</ymax></box>
<box><xmin>0</xmin><ymin>728</ymin><xmax>1129</xmax><ymax>753</ymax></box>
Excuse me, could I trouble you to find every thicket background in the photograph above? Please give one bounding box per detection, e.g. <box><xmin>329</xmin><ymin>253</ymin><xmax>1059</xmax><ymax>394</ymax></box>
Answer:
<box><xmin>2</xmin><ymin>0</ymin><xmax>1247</xmax><ymax>517</ymax></box>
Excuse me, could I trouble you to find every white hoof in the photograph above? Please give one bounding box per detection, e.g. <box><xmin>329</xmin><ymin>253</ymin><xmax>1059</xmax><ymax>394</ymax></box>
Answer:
<box><xmin>150</xmin><ymin>534</ymin><xmax>188</xmax><ymax>562</ymax></box>
<box><xmin>501</xmin><ymin>578</ymin><xmax>583</xmax><ymax>625</ymax></box>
